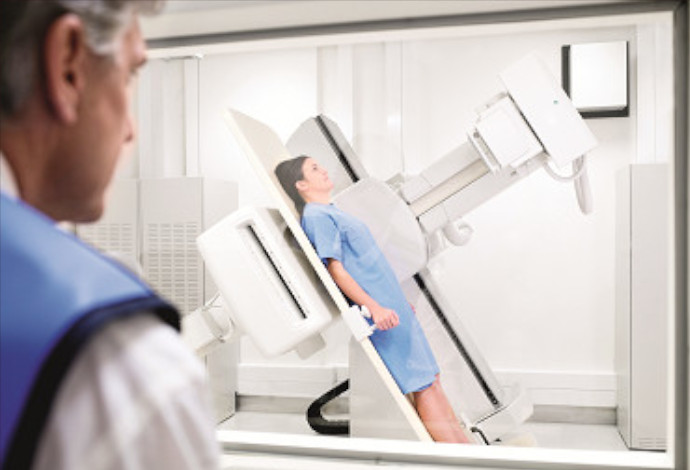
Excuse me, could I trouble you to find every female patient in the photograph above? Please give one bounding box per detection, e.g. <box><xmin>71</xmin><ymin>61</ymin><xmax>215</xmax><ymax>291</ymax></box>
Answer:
<box><xmin>275</xmin><ymin>155</ymin><xmax>471</xmax><ymax>444</ymax></box>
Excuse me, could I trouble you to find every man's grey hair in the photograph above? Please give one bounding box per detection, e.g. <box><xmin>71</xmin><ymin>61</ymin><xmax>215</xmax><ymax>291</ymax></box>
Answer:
<box><xmin>0</xmin><ymin>0</ymin><xmax>164</xmax><ymax>118</ymax></box>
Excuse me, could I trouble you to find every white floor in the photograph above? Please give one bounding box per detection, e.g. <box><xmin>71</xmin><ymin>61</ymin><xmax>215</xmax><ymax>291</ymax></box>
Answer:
<box><xmin>217</xmin><ymin>410</ymin><xmax>640</xmax><ymax>469</ymax></box>
<box><xmin>219</xmin><ymin>410</ymin><xmax>628</xmax><ymax>451</ymax></box>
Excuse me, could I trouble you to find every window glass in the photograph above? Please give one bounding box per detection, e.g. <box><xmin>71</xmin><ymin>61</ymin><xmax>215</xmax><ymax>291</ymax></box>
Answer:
<box><xmin>121</xmin><ymin>7</ymin><xmax>684</xmax><ymax>469</ymax></box>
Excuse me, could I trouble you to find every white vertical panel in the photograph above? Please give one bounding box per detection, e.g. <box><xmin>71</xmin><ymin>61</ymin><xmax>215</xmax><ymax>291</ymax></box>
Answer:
<box><xmin>616</xmin><ymin>164</ymin><xmax>669</xmax><ymax>450</ymax></box>
<box><xmin>135</xmin><ymin>61</ymin><xmax>153</xmax><ymax>178</ymax></box>
<box><xmin>352</xmin><ymin>43</ymin><xmax>403</xmax><ymax>180</ymax></box>
<box><xmin>385</xmin><ymin>42</ymin><xmax>403</xmax><ymax>177</ymax></box>
<box><xmin>636</xmin><ymin>24</ymin><xmax>655</xmax><ymax>164</ymax></box>
<box><xmin>318</xmin><ymin>45</ymin><xmax>354</xmax><ymax>139</ymax></box>
<box><xmin>636</xmin><ymin>17</ymin><xmax>673</xmax><ymax>165</ymax></box>
<box><xmin>161</xmin><ymin>60</ymin><xmax>186</xmax><ymax>177</ymax></box>
<box><xmin>615</xmin><ymin>165</ymin><xmax>632</xmax><ymax>445</ymax></box>
<box><xmin>629</xmin><ymin>164</ymin><xmax>668</xmax><ymax>450</ymax></box>
<box><xmin>184</xmin><ymin>58</ymin><xmax>201</xmax><ymax>176</ymax></box>
<box><xmin>137</xmin><ymin>59</ymin><xmax>186</xmax><ymax>178</ymax></box>
<box><xmin>653</xmin><ymin>17</ymin><xmax>674</xmax><ymax>163</ymax></box>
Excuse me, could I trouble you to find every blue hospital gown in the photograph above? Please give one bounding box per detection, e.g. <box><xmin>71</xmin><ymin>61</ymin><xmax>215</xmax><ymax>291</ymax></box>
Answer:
<box><xmin>301</xmin><ymin>202</ymin><xmax>439</xmax><ymax>394</ymax></box>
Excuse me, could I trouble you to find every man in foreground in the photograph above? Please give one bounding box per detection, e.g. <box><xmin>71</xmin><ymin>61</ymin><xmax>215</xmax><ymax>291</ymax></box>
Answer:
<box><xmin>1</xmin><ymin>1</ymin><xmax>220</xmax><ymax>468</ymax></box>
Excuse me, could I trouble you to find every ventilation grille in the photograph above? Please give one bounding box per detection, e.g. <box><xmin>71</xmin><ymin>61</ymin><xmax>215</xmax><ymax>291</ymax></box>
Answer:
<box><xmin>635</xmin><ymin>436</ymin><xmax>666</xmax><ymax>451</ymax></box>
<box><xmin>144</xmin><ymin>222</ymin><xmax>201</xmax><ymax>314</ymax></box>
<box><xmin>78</xmin><ymin>222</ymin><xmax>137</xmax><ymax>264</ymax></box>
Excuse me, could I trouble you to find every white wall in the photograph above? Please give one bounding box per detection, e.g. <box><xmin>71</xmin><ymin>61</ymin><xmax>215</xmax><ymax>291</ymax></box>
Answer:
<box><xmin>399</xmin><ymin>28</ymin><xmax>637</xmax><ymax>375</ymax></box>
<box><xmin>198</xmin><ymin>48</ymin><xmax>318</xmax><ymax>206</ymax></box>
<box><xmin>135</xmin><ymin>12</ymin><xmax>674</xmax><ymax>407</ymax></box>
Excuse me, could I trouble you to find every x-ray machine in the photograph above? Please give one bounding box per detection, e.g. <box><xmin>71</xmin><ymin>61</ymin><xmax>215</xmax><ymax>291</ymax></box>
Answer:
<box><xmin>183</xmin><ymin>54</ymin><xmax>598</xmax><ymax>444</ymax></box>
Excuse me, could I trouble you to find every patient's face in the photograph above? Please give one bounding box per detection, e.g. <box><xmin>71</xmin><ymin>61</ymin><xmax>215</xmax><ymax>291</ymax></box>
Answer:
<box><xmin>300</xmin><ymin>157</ymin><xmax>334</xmax><ymax>194</ymax></box>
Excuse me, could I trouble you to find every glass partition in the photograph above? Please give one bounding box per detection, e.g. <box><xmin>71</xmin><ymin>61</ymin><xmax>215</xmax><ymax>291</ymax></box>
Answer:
<box><xmin>130</xmin><ymin>3</ymin><xmax>687</xmax><ymax>469</ymax></box>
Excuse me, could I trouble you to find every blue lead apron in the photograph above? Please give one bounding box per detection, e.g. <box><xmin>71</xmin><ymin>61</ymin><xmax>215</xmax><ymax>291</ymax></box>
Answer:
<box><xmin>0</xmin><ymin>194</ymin><xmax>179</xmax><ymax>469</ymax></box>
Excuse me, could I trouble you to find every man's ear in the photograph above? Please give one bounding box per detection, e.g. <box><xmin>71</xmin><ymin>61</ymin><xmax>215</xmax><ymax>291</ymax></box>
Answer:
<box><xmin>43</xmin><ymin>14</ymin><xmax>88</xmax><ymax>124</ymax></box>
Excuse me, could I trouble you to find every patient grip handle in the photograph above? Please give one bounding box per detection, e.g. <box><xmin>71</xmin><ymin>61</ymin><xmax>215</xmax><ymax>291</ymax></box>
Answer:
<box><xmin>341</xmin><ymin>305</ymin><xmax>376</xmax><ymax>341</ymax></box>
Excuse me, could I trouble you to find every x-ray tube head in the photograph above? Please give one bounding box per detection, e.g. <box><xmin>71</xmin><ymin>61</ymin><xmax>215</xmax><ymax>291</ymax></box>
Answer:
<box><xmin>499</xmin><ymin>54</ymin><xmax>598</xmax><ymax>167</ymax></box>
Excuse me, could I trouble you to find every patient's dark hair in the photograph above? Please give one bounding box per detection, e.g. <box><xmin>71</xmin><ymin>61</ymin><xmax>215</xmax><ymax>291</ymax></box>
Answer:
<box><xmin>274</xmin><ymin>155</ymin><xmax>309</xmax><ymax>216</ymax></box>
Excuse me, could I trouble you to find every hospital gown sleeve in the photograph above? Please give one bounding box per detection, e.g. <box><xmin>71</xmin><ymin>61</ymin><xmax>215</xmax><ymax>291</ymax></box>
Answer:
<box><xmin>301</xmin><ymin>213</ymin><xmax>342</xmax><ymax>265</ymax></box>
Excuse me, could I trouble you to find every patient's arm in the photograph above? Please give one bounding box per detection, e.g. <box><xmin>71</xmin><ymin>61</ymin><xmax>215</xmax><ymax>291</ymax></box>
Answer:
<box><xmin>326</xmin><ymin>258</ymin><xmax>399</xmax><ymax>331</ymax></box>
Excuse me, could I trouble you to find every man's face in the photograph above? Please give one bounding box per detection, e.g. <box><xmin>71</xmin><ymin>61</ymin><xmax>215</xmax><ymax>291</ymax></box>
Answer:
<box><xmin>48</xmin><ymin>14</ymin><xmax>146</xmax><ymax>222</ymax></box>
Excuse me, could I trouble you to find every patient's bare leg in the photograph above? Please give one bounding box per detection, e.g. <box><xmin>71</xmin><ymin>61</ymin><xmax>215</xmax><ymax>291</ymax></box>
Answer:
<box><xmin>413</xmin><ymin>375</ymin><xmax>471</xmax><ymax>443</ymax></box>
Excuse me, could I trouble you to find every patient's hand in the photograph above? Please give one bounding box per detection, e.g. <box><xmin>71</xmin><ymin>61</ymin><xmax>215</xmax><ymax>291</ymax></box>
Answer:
<box><xmin>369</xmin><ymin>304</ymin><xmax>399</xmax><ymax>331</ymax></box>
<box><xmin>325</xmin><ymin>259</ymin><xmax>400</xmax><ymax>331</ymax></box>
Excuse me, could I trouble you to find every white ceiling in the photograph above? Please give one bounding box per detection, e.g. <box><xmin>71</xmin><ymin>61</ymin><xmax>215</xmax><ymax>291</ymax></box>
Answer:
<box><xmin>159</xmin><ymin>0</ymin><xmax>637</xmax><ymax>15</ymax></box>
<box><xmin>145</xmin><ymin>0</ymin><xmax>652</xmax><ymax>41</ymax></box>
<box><xmin>161</xmin><ymin>1</ymin><xmax>277</xmax><ymax>14</ymax></box>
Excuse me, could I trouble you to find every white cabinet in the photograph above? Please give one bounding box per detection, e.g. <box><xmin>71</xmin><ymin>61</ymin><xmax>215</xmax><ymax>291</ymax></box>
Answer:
<box><xmin>615</xmin><ymin>164</ymin><xmax>669</xmax><ymax>450</ymax></box>
<box><xmin>77</xmin><ymin>177</ymin><xmax>239</xmax><ymax>423</ymax></box>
